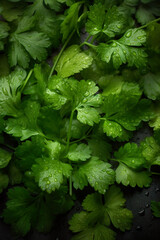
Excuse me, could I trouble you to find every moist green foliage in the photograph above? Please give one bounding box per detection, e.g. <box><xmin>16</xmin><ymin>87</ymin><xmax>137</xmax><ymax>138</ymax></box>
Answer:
<box><xmin>0</xmin><ymin>0</ymin><xmax>160</xmax><ymax>239</ymax></box>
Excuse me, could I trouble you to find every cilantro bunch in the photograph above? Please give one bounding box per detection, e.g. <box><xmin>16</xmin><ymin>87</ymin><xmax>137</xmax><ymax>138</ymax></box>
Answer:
<box><xmin>0</xmin><ymin>0</ymin><xmax>160</xmax><ymax>239</ymax></box>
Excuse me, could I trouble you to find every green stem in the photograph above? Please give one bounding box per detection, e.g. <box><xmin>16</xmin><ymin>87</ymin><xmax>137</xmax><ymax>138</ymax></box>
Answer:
<box><xmin>66</xmin><ymin>110</ymin><xmax>75</xmax><ymax>152</ymax></box>
<box><xmin>48</xmin><ymin>30</ymin><xmax>75</xmax><ymax>79</ymax></box>
<box><xmin>80</xmin><ymin>34</ymin><xmax>91</xmax><ymax>47</ymax></box>
<box><xmin>82</xmin><ymin>42</ymin><xmax>97</xmax><ymax>48</ymax></box>
<box><xmin>138</xmin><ymin>17</ymin><xmax>160</xmax><ymax>29</ymax></box>
<box><xmin>20</xmin><ymin>69</ymin><xmax>33</xmax><ymax>93</ymax></box>
<box><xmin>66</xmin><ymin>110</ymin><xmax>75</xmax><ymax>196</ymax></box>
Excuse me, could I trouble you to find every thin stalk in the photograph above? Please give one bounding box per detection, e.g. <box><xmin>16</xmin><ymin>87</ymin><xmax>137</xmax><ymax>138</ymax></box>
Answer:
<box><xmin>66</xmin><ymin>110</ymin><xmax>75</xmax><ymax>152</ymax></box>
<box><xmin>20</xmin><ymin>69</ymin><xmax>33</xmax><ymax>93</ymax></box>
<box><xmin>82</xmin><ymin>42</ymin><xmax>96</xmax><ymax>48</ymax></box>
<box><xmin>80</xmin><ymin>34</ymin><xmax>91</xmax><ymax>47</ymax></box>
<box><xmin>48</xmin><ymin>30</ymin><xmax>75</xmax><ymax>79</ymax></box>
<box><xmin>66</xmin><ymin>110</ymin><xmax>75</xmax><ymax>196</ymax></box>
<box><xmin>138</xmin><ymin>17</ymin><xmax>160</xmax><ymax>29</ymax></box>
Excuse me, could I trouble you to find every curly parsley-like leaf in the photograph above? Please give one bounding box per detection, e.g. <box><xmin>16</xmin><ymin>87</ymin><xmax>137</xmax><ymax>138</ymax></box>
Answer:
<box><xmin>151</xmin><ymin>201</ymin><xmax>160</xmax><ymax>217</ymax></box>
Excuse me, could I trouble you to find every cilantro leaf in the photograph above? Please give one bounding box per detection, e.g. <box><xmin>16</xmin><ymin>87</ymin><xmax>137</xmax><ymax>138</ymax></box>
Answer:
<box><xmin>8</xmin><ymin>15</ymin><xmax>51</xmax><ymax>68</ymax></box>
<box><xmin>0</xmin><ymin>21</ymin><xmax>10</xmax><ymax>50</ymax></box>
<box><xmin>0</xmin><ymin>148</ymin><xmax>12</xmax><ymax>169</ymax></box>
<box><xmin>104</xmin><ymin>186</ymin><xmax>133</xmax><ymax>231</ymax></box>
<box><xmin>114</xmin><ymin>142</ymin><xmax>146</xmax><ymax>170</ymax></box>
<box><xmin>32</xmin><ymin>142</ymin><xmax>72</xmax><ymax>193</ymax></box>
<box><xmin>44</xmin><ymin>0</ymin><xmax>62</xmax><ymax>11</ymax></box>
<box><xmin>15</xmin><ymin>136</ymin><xmax>46</xmax><ymax>171</ymax></box>
<box><xmin>141</xmin><ymin>72</ymin><xmax>160</xmax><ymax>100</ymax></box>
<box><xmin>151</xmin><ymin>201</ymin><xmax>160</xmax><ymax>218</ymax></box>
<box><xmin>97</xmin><ymin>28</ymin><xmax>147</xmax><ymax>69</ymax></box>
<box><xmin>116</xmin><ymin>163</ymin><xmax>152</xmax><ymax>187</ymax></box>
<box><xmin>32</xmin><ymin>157</ymin><xmax>72</xmax><ymax>193</ymax></box>
<box><xmin>72</xmin><ymin>157</ymin><xmax>115</xmax><ymax>194</ymax></box>
<box><xmin>140</xmin><ymin>136</ymin><xmax>160</xmax><ymax>167</ymax></box>
<box><xmin>0</xmin><ymin>68</ymin><xmax>26</xmax><ymax>117</ymax></box>
<box><xmin>3</xmin><ymin>187</ymin><xmax>67</xmax><ymax>236</ymax></box>
<box><xmin>102</xmin><ymin>82</ymin><xmax>153</xmax><ymax>140</ymax></box>
<box><xmin>5</xmin><ymin>101</ymin><xmax>42</xmax><ymax>140</ymax></box>
<box><xmin>45</xmin><ymin>77</ymin><xmax>102</xmax><ymax>126</ymax></box>
<box><xmin>69</xmin><ymin>186</ymin><xmax>133</xmax><ymax>239</ymax></box>
<box><xmin>86</xmin><ymin>4</ymin><xmax>133</xmax><ymax>37</ymax></box>
<box><xmin>61</xmin><ymin>2</ymin><xmax>82</xmax><ymax>41</ymax></box>
<box><xmin>85</xmin><ymin>3</ymin><xmax>106</xmax><ymax>36</ymax></box>
<box><xmin>55</xmin><ymin>45</ymin><xmax>93</xmax><ymax>78</ymax></box>
<box><xmin>67</xmin><ymin>143</ymin><xmax>92</xmax><ymax>162</ymax></box>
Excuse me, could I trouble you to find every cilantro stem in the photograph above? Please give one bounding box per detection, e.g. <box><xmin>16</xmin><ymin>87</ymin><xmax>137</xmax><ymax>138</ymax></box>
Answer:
<box><xmin>138</xmin><ymin>17</ymin><xmax>160</xmax><ymax>29</ymax></box>
<box><xmin>20</xmin><ymin>69</ymin><xmax>33</xmax><ymax>93</ymax></box>
<box><xmin>66</xmin><ymin>110</ymin><xmax>75</xmax><ymax>196</ymax></box>
<box><xmin>80</xmin><ymin>34</ymin><xmax>91</xmax><ymax>47</ymax></box>
<box><xmin>82</xmin><ymin>42</ymin><xmax>97</xmax><ymax>48</ymax></box>
<box><xmin>48</xmin><ymin>30</ymin><xmax>75</xmax><ymax>79</ymax></box>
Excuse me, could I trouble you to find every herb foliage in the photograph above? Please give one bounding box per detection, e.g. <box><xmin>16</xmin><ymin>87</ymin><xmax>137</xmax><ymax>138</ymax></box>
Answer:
<box><xmin>0</xmin><ymin>0</ymin><xmax>160</xmax><ymax>239</ymax></box>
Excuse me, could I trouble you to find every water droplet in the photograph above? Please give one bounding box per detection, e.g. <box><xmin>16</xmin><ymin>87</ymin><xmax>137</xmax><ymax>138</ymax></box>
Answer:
<box><xmin>54</xmin><ymin>178</ymin><xmax>57</xmax><ymax>182</ymax></box>
<box><xmin>117</xmin><ymin>24</ymin><xmax>121</xmax><ymax>29</ymax></box>
<box><xmin>84</xmin><ymin>91</ymin><xmax>89</xmax><ymax>97</ymax></box>
<box><xmin>47</xmin><ymin>180</ymin><xmax>50</xmax><ymax>184</ymax></box>
<box><xmin>126</xmin><ymin>31</ymin><xmax>132</xmax><ymax>38</ymax></box>
<box><xmin>88</xmin><ymin>82</ymin><xmax>92</xmax><ymax>85</ymax></box>
<box><xmin>112</xmin><ymin>42</ymin><xmax>117</xmax><ymax>47</ymax></box>
<box><xmin>58</xmin><ymin>170</ymin><xmax>62</xmax><ymax>173</ymax></box>
<box><xmin>136</xmin><ymin>225</ymin><xmax>142</xmax><ymax>231</ymax></box>
<box><xmin>138</xmin><ymin>36</ymin><xmax>143</xmax><ymax>40</ymax></box>
<box><xmin>132</xmin><ymin>160</ymin><xmax>135</xmax><ymax>163</ymax></box>
<box><xmin>133</xmin><ymin>51</ymin><xmax>136</xmax><ymax>56</ymax></box>
<box><xmin>145</xmin><ymin>203</ymin><xmax>149</xmax><ymax>208</ymax></box>
<box><xmin>28</xmin><ymin>44</ymin><xmax>31</xmax><ymax>47</ymax></box>
<box><xmin>76</xmin><ymin>206</ymin><xmax>81</xmax><ymax>211</ymax></box>
<box><xmin>145</xmin><ymin>191</ymin><xmax>149</xmax><ymax>196</ymax></box>
<box><xmin>95</xmin><ymin>182</ymin><xmax>98</xmax><ymax>185</ymax></box>
<box><xmin>138</xmin><ymin>208</ymin><xmax>145</xmax><ymax>216</ymax></box>
<box><xmin>123</xmin><ymin>50</ymin><xmax>126</xmax><ymax>54</ymax></box>
<box><xmin>83</xmin><ymin>98</ymin><xmax>87</xmax><ymax>103</ymax></box>
<box><xmin>49</xmin><ymin>174</ymin><xmax>52</xmax><ymax>177</ymax></box>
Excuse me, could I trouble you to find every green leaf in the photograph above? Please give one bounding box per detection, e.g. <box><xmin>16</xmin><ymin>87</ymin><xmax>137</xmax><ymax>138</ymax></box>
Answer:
<box><xmin>0</xmin><ymin>0</ymin><xmax>26</xmax><ymax>21</ymax></box>
<box><xmin>44</xmin><ymin>0</ymin><xmax>62</xmax><ymax>11</ymax></box>
<box><xmin>2</xmin><ymin>187</ymin><xmax>58</xmax><ymax>236</ymax></box>
<box><xmin>61</xmin><ymin>2</ymin><xmax>82</xmax><ymax>41</ymax></box>
<box><xmin>67</xmin><ymin>143</ymin><xmax>91</xmax><ymax>161</ymax></box>
<box><xmin>86</xmin><ymin>4</ymin><xmax>133</xmax><ymax>37</ymax></box>
<box><xmin>151</xmin><ymin>201</ymin><xmax>160</xmax><ymax>218</ymax></box>
<box><xmin>0</xmin><ymin>21</ymin><xmax>10</xmax><ymax>50</ymax></box>
<box><xmin>32</xmin><ymin>157</ymin><xmax>72</xmax><ymax>193</ymax></box>
<box><xmin>116</xmin><ymin>163</ymin><xmax>152</xmax><ymax>187</ymax></box>
<box><xmin>114</xmin><ymin>143</ymin><xmax>146</xmax><ymax>170</ymax></box>
<box><xmin>141</xmin><ymin>73</ymin><xmax>160</xmax><ymax>100</ymax></box>
<box><xmin>0</xmin><ymin>68</ymin><xmax>26</xmax><ymax>117</ymax></box>
<box><xmin>86</xmin><ymin>3</ymin><xmax>106</xmax><ymax>35</ymax></box>
<box><xmin>97</xmin><ymin>29</ymin><xmax>147</xmax><ymax>69</ymax></box>
<box><xmin>45</xmin><ymin>77</ymin><xmax>102</xmax><ymax>126</ymax></box>
<box><xmin>88</xmin><ymin>138</ymin><xmax>112</xmax><ymax>161</ymax></box>
<box><xmin>103</xmin><ymin>6</ymin><xmax>133</xmax><ymax>38</ymax></box>
<box><xmin>15</xmin><ymin>136</ymin><xmax>46</xmax><ymax>171</ymax></box>
<box><xmin>72</xmin><ymin>157</ymin><xmax>115</xmax><ymax>194</ymax></box>
<box><xmin>140</xmin><ymin>136</ymin><xmax>160</xmax><ymax>167</ymax></box>
<box><xmin>0</xmin><ymin>148</ymin><xmax>12</xmax><ymax>169</ymax></box>
<box><xmin>5</xmin><ymin>101</ymin><xmax>41</xmax><ymax>140</ymax></box>
<box><xmin>56</xmin><ymin>45</ymin><xmax>93</xmax><ymax>78</ymax></box>
<box><xmin>14</xmin><ymin>32</ymin><xmax>51</xmax><ymax>61</ymax></box>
